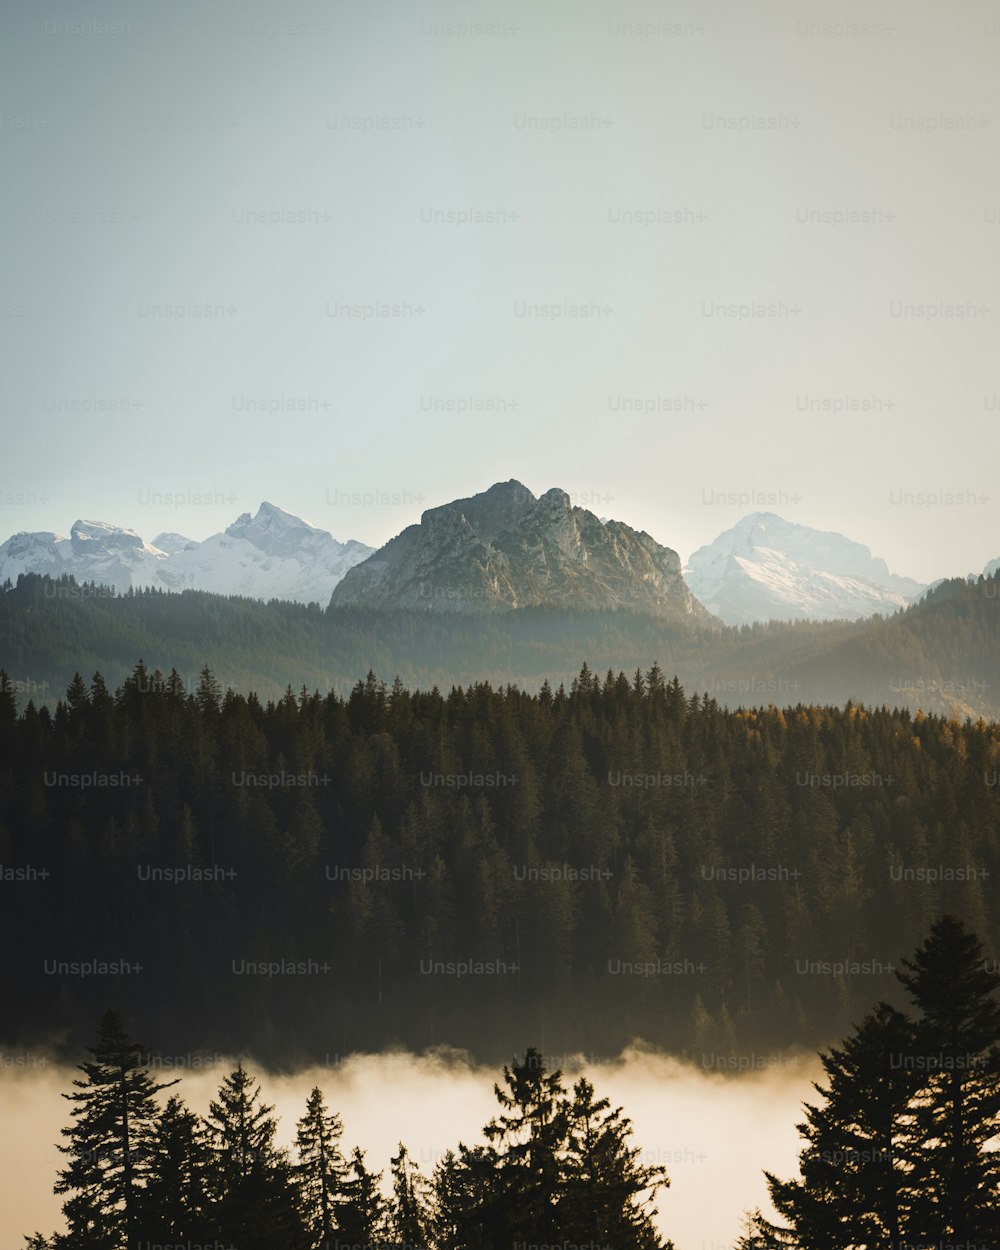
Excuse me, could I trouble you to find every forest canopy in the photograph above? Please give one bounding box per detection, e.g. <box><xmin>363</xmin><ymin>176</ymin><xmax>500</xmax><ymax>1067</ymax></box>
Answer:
<box><xmin>1</xmin><ymin>662</ymin><xmax>998</xmax><ymax>1062</ymax></box>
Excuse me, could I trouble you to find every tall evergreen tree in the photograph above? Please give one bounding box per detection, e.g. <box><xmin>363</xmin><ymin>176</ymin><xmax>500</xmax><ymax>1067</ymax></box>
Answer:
<box><xmin>295</xmin><ymin>1086</ymin><xmax>347</xmax><ymax>1250</ymax></box>
<box><xmin>135</xmin><ymin>1095</ymin><xmax>215</xmax><ymax>1244</ymax></box>
<box><xmin>431</xmin><ymin>1144</ymin><xmax>501</xmax><ymax>1250</ymax></box>
<box><xmin>336</xmin><ymin>1147</ymin><xmax>388</xmax><ymax>1247</ymax></box>
<box><xmin>204</xmin><ymin>1063</ymin><xmax>307</xmax><ymax>1249</ymax></box>
<box><xmin>54</xmin><ymin>1010</ymin><xmax>178</xmax><ymax>1250</ymax></box>
<box><xmin>480</xmin><ymin>1048</ymin><xmax>567</xmax><ymax>1245</ymax></box>
<box><xmin>560</xmin><ymin>1075</ymin><xmax>672</xmax><ymax>1249</ymax></box>
<box><xmin>761</xmin><ymin>1002</ymin><xmax>919</xmax><ymax>1248</ymax></box>
<box><xmin>896</xmin><ymin>914</ymin><xmax>1000</xmax><ymax>1245</ymax></box>
<box><xmin>388</xmin><ymin>1142</ymin><xmax>432</xmax><ymax>1249</ymax></box>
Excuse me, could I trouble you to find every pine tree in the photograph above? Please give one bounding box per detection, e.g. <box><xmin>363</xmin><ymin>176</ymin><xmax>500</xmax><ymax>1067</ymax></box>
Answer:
<box><xmin>54</xmin><ymin>1010</ymin><xmax>178</xmax><ymax>1250</ymax></box>
<box><xmin>762</xmin><ymin>1001</ymin><xmax>919</xmax><ymax>1248</ymax></box>
<box><xmin>136</xmin><ymin>1095</ymin><xmax>215</xmax><ymax>1243</ymax></box>
<box><xmin>65</xmin><ymin>673</ymin><xmax>89</xmax><ymax>713</ymax></box>
<box><xmin>0</xmin><ymin>669</ymin><xmax>17</xmax><ymax>730</ymax></box>
<box><xmin>388</xmin><ymin>1142</ymin><xmax>432</xmax><ymax>1249</ymax></box>
<box><xmin>336</xmin><ymin>1147</ymin><xmax>388</xmax><ymax>1247</ymax></box>
<box><xmin>560</xmin><ymin>1075</ymin><xmax>672</xmax><ymax>1249</ymax></box>
<box><xmin>480</xmin><ymin>1049</ymin><xmax>568</xmax><ymax>1245</ymax></box>
<box><xmin>295</xmin><ymin>1086</ymin><xmax>347</xmax><ymax>1250</ymax></box>
<box><xmin>431</xmin><ymin>1145</ymin><xmax>498</xmax><ymax>1250</ymax></box>
<box><xmin>896</xmin><ymin>914</ymin><xmax>1000</xmax><ymax>1245</ymax></box>
<box><xmin>196</xmin><ymin>665</ymin><xmax>223</xmax><ymax>714</ymax></box>
<box><xmin>205</xmin><ymin>1064</ymin><xmax>307</xmax><ymax>1249</ymax></box>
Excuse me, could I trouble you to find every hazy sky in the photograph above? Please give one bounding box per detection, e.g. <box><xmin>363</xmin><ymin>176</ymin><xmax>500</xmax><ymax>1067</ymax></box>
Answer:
<box><xmin>2</xmin><ymin>0</ymin><xmax>998</xmax><ymax>582</ymax></box>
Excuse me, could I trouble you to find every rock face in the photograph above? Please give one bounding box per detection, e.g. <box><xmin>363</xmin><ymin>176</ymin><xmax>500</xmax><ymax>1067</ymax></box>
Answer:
<box><xmin>331</xmin><ymin>479</ymin><xmax>714</xmax><ymax>623</ymax></box>
<box><xmin>0</xmin><ymin>503</ymin><xmax>372</xmax><ymax>603</ymax></box>
<box><xmin>685</xmin><ymin>512</ymin><xmax>927</xmax><ymax>625</ymax></box>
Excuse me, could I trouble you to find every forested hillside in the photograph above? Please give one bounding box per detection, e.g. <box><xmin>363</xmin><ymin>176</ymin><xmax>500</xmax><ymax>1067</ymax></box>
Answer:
<box><xmin>1</xmin><ymin>570</ymin><xmax>999</xmax><ymax>718</ymax></box>
<box><xmin>2</xmin><ymin>663</ymin><xmax>998</xmax><ymax>1063</ymax></box>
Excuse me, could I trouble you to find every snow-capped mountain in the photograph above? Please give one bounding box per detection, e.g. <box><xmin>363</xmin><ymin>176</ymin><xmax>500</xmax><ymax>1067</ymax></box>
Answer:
<box><xmin>0</xmin><ymin>521</ymin><xmax>169</xmax><ymax>592</ymax></box>
<box><xmin>0</xmin><ymin>503</ymin><xmax>372</xmax><ymax>604</ymax></box>
<box><xmin>150</xmin><ymin>531</ymin><xmax>197</xmax><ymax>556</ymax></box>
<box><xmin>331</xmin><ymin>479</ymin><xmax>715</xmax><ymax>622</ymax></box>
<box><xmin>155</xmin><ymin>502</ymin><xmax>372</xmax><ymax>602</ymax></box>
<box><xmin>985</xmin><ymin>556</ymin><xmax>1000</xmax><ymax>578</ymax></box>
<box><xmin>685</xmin><ymin>513</ymin><xmax>927</xmax><ymax>625</ymax></box>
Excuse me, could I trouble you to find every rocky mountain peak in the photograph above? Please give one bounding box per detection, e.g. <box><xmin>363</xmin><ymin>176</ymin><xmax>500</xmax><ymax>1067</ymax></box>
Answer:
<box><xmin>331</xmin><ymin>480</ymin><xmax>713</xmax><ymax>622</ymax></box>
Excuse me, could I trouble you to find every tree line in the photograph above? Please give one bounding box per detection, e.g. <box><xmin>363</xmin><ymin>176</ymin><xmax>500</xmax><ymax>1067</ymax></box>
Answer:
<box><xmin>27</xmin><ymin>1021</ymin><xmax>671</xmax><ymax>1250</ymax></box>
<box><xmin>2</xmin><ymin>663</ymin><xmax>1000</xmax><ymax>1060</ymax></box>
<box><xmin>24</xmin><ymin>917</ymin><xmax>1000</xmax><ymax>1250</ymax></box>
<box><xmin>3</xmin><ymin>568</ymin><xmax>999</xmax><ymax>719</ymax></box>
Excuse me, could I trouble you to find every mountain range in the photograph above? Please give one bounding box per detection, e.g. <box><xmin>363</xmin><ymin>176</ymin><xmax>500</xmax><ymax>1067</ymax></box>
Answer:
<box><xmin>1</xmin><ymin>483</ymin><xmax>993</xmax><ymax>624</ymax></box>
<box><xmin>0</xmin><ymin>503</ymin><xmax>372</xmax><ymax>605</ymax></box>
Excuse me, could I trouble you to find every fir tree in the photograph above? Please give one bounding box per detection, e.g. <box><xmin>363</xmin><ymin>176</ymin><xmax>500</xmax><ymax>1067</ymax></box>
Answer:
<box><xmin>205</xmin><ymin>1064</ymin><xmax>307</xmax><ymax>1249</ymax></box>
<box><xmin>560</xmin><ymin>1075</ymin><xmax>672</xmax><ymax>1249</ymax></box>
<box><xmin>136</xmin><ymin>1095</ymin><xmax>215</xmax><ymax>1244</ymax></box>
<box><xmin>54</xmin><ymin>1010</ymin><xmax>178</xmax><ymax>1250</ymax></box>
<box><xmin>388</xmin><ymin>1142</ymin><xmax>432</xmax><ymax>1249</ymax></box>
<box><xmin>480</xmin><ymin>1048</ymin><xmax>568</xmax><ymax>1244</ymax></box>
<box><xmin>336</xmin><ymin>1147</ymin><xmax>387</xmax><ymax>1247</ymax></box>
<box><xmin>295</xmin><ymin>1086</ymin><xmax>347</xmax><ymax>1250</ymax></box>
<box><xmin>896</xmin><ymin>914</ymin><xmax>1000</xmax><ymax>1245</ymax></box>
<box><xmin>762</xmin><ymin>1002</ymin><xmax>919</xmax><ymax>1248</ymax></box>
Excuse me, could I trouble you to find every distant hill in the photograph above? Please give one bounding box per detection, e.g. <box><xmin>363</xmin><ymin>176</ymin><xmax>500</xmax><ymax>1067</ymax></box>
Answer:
<box><xmin>2</xmin><ymin>570</ymin><xmax>998</xmax><ymax>720</ymax></box>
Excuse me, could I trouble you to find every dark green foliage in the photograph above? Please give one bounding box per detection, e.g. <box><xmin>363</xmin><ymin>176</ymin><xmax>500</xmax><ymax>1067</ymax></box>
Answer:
<box><xmin>204</xmin><ymin>1064</ymin><xmax>309</xmax><ymax>1249</ymax></box>
<box><xmin>336</xmin><ymin>1147</ymin><xmax>388</xmax><ymax>1246</ymax></box>
<box><xmin>296</xmin><ymin>1086</ymin><xmax>348</xmax><ymax>1249</ymax></box>
<box><xmin>896</xmin><ymin>916</ymin><xmax>1000</xmax><ymax>1245</ymax></box>
<box><xmin>3</xmin><ymin>568</ymin><xmax>1000</xmax><ymax>718</ymax></box>
<box><xmin>388</xmin><ymin>1143</ymin><xmax>433</xmax><ymax>1249</ymax></box>
<box><xmin>763</xmin><ymin>1003</ymin><xmax>918</xmax><ymax>1247</ymax></box>
<box><xmin>760</xmin><ymin>917</ymin><xmax>1000</xmax><ymax>1248</ymax></box>
<box><xmin>53</xmin><ymin>1010</ymin><xmax>178</xmax><ymax>1249</ymax></box>
<box><xmin>478</xmin><ymin>1049</ymin><xmax>568</xmax><ymax>1246</ymax></box>
<box><xmin>561</xmin><ymin>1076</ymin><xmax>669</xmax><ymax>1249</ymax></box>
<box><xmin>431</xmin><ymin>1049</ymin><xmax>671</xmax><ymax>1250</ymax></box>
<box><xmin>3</xmin><ymin>659</ymin><xmax>1000</xmax><ymax>1061</ymax></box>
<box><xmin>136</xmin><ymin>1095</ymin><xmax>216</xmax><ymax>1244</ymax></box>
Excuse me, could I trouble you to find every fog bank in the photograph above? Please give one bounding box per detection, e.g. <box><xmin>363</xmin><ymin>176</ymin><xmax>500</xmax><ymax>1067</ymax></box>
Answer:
<box><xmin>0</xmin><ymin>1045</ymin><xmax>821</xmax><ymax>1250</ymax></box>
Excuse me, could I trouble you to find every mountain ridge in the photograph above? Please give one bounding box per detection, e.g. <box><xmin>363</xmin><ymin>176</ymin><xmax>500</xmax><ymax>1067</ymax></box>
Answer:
<box><xmin>0</xmin><ymin>488</ymin><xmax>980</xmax><ymax>623</ymax></box>
<box><xmin>330</xmin><ymin>479</ymin><xmax>714</xmax><ymax>623</ymax></box>
<box><xmin>0</xmin><ymin>503</ymin><xmax>372</xmax><ymax>604</ymax></box>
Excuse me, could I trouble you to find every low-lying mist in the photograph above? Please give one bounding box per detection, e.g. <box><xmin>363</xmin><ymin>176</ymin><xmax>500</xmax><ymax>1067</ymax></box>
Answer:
<box><xmin>0</xmin><ymin>1043</ymin><xmax>821</xmax><ymax>1250</ymax></box>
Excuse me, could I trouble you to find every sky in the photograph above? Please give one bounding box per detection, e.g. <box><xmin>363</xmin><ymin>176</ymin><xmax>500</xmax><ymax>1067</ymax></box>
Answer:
<box><xmin>2</xmin><ymin>0</ymin><xmax>999</xmax><ymax>583</ymax></box>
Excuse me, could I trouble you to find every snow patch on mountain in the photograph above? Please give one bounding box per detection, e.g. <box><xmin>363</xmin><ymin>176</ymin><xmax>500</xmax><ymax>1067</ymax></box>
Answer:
<box><xmin>157</xmin><ymin>502</ymin><xmax>372</xmax><ymax>603</ymax></box>
<box><xmin>0</xmin><ymin>504</ymin><xmax>372</xmax><ymax>603</ymax></box>
<box><xmin>150</xmin><ymin>532</ymin><xmax>197</xmax><ymax>556</ymax></box>
<box><xmin>685</xmin><ymin>513</ymin><xmax>927</xmax><ymax>625</ymax></box>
